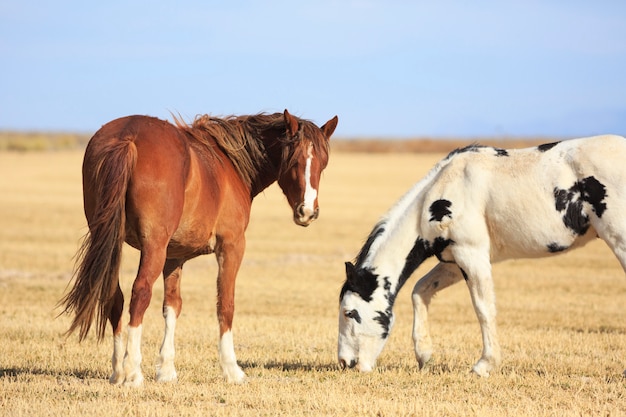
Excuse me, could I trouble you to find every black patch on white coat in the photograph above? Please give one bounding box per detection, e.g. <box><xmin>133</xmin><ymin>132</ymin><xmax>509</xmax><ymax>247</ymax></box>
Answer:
<box><xmin>445</xmin><ymin>144</ymin><xmax>483</xmax><ymax>160</ymax></box>
<box><xmin>374</xmin><ymin>309</ymin><xmax>392</xmax><ymax>339</ymax></box>
<box><xmin>341</xmin><ymin>223</ymin><xmax>387</xmax><ymax>301</ymax></box>
<box><xmin>399</xmin><ymin>237</ymin><xmax>453</xmax><ymax>292</ymax></box>
<box><xmin>382</xmin><ymin>276</ymin><xmax>392</xmax><ymax>292</ymax></box>
<box><xmin>429</xmin><ymin>199</ymin><xmax>452</xmax><ymax>222</ymax></box>
<box><xmin>341</xmin><ymin>262</ymin><xmax>378</xmax><ymax>302</ymax></box>
<box><xmin>345</xmin><ymin>309</ymin><xmax>362</xmax><ymax>323</ymax></box>
<box><xmin>537</xmin><ymin>141</ymin><xmax>561</xmax><ymax>152</ymax></box>
<box><xmin>547</xmin><ymin>242</ymin><xmax>568</xmax><ymax>253</ymax></box>
<box><xmin>581</xmin><ymin>177</ymin><xmax>608</xmax><ymax>217</ymax></box>
<box><xmin>553</xmin><ymin>176</ymin><xmax>608</xmax><ymax>235</ymax></box>
<box><xmin>445</xmin><ymin>144</ymin><xmax>509</xmax><ymax>161</ymax></box>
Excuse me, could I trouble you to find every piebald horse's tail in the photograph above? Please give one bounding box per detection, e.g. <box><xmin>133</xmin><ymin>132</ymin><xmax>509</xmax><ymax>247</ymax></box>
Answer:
<box><xmin>60</xmin><ymin>136</ymin><xmax>137</xmax><ymax>341</ymax></box>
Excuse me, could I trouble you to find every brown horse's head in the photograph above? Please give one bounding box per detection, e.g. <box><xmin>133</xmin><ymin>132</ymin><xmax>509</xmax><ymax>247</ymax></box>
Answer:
<box><xmin>277</xmin><ymin>110</ymin><xmax>338</xmax><ymax>227</ymax></box>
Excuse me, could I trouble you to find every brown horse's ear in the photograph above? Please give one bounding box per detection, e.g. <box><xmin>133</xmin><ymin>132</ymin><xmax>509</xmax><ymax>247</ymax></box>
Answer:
<box><xmin>321</xmin><ymin>116</ymin><xmax>338</xmax><ymax>139</ymax></box>
<box><xmin>284</xmin><ymin>109</ymin><xmax>299</xmax><ymax>137</ymax></box>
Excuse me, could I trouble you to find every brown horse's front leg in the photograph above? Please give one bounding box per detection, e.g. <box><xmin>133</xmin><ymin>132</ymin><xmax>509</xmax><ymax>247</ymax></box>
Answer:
<box><xmin>215</xmin><ymin>235</ymin><xmax>246</xmax><ymax>383</ymax></box>
<box><xmin>157</xmin><ymin>258</ymin><xmax>184</xmax><ymax>383</ymax></box>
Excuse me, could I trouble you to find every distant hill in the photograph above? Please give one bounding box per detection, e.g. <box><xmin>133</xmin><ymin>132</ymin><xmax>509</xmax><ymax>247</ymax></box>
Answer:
<box><xmin>0</xmin><ymin>130</ymin><xmax>559</xmax><ymax>153</ymax></box>
<box><xmin>0</xmin><ymin>131</ymin><xmax>91</xmax><ymax>151</ymax></box>
<box><xmin>330</xmin><ymin>136</ymin><xmax>561</xmax><ymax>153</ymax></box>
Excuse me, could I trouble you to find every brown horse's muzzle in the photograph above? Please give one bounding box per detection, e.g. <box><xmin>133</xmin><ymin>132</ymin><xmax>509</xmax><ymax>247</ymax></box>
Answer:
<box><xmin>294</xmin><ymin>203</ymin><xmax>319</xmax><ymax>227</ymax></box>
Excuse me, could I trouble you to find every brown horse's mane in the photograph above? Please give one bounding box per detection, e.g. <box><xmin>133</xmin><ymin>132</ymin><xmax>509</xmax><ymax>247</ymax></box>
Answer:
<box><xmin>174</xmin><ymin>113</ymin><xmax>330</xmax><ymax>190</ymax></box>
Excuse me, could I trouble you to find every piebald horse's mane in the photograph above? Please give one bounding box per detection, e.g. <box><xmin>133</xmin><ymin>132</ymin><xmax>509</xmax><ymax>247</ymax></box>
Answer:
<box><xmin>352</xmin><ymin>145</ymin><xmax>464</xmax><ymax>269</ymax></box>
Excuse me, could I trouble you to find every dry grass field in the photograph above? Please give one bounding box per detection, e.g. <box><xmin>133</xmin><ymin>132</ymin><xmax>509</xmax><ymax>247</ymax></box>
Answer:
<box><xmin>1</xmin><ymin>146</ymin><xmax>625</xmax><ymax>416</ymax></box>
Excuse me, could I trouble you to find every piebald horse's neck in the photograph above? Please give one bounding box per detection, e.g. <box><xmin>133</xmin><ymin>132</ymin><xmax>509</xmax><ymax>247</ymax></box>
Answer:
<box><xmin>359</xmin><ymin>185</ymin><xmax>424</xmax><ymax>294</ymax></box>
<box><xmin>357</xmin><ymin>157</ymin><xmax>453</xmax><ymax>301</ymax></box>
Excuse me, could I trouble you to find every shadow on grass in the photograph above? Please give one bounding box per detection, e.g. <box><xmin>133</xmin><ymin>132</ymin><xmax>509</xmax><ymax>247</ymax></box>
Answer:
<box><xmin>239</xmin><ymin>359</ymin><xmax>452</xmax><ymax>375</ymax></box>
<box><xmin>239</xmin><ymin>360</ymin><xmax>339</xmax><ymax>373</ymax></box>
<box><xmin>0</xmin><ymin>366</ymin><xmax>105</xmax><ymax>380</ymax></box>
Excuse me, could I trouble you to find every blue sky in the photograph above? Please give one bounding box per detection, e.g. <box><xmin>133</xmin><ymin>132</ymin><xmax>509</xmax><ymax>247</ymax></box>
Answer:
<box><xmin>1</xmin><ymin>1</ymin><xmax>625</xmax><ymax>138</ymax></box>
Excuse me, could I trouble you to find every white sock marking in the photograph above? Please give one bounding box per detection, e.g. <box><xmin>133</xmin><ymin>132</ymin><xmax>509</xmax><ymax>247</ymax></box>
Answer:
<box><xmin>157</xmin><ymin>306</ymin><xmax>178</xmax><ymax>382</ymax></box>
<box><xmin>123</xmin><ymin>325</ymin><xmax>144</xmax><ymax>386</ymax></box>
<box><xmin>219</xmin><ymin>330</ymin><xmax>246</xmax><ymax>383</ymax></box>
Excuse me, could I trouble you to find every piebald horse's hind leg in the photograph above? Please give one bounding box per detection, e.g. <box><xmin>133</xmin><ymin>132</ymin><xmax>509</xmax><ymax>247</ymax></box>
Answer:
<box><xmin>411</xmin><ymin>262</ymin><xmax>465</xmax><ymax>369</ymax></box>
<box><xmin>156</xmin><ymin>259</ymin><xmax>184</xmax><ymax>383</ymax></box>
<box><xmin>123</xmin><ymin>242</ymin><xmax>168</xmax><ymax>387</ymax></box>
<box><xmin>591</xmin><ymin>215</ymin><xmax>626</xmax><ymax>376</ymax></box>
<box><xmin>215</xmin><ymin>235</ymin><xmax>246</xmax><ymax>383</ymax></box>
<box><xmin>593</xmin><ymin>215</ymin><xmax>626</xmax><ymax>272</ymax></box>
<box><xmin>109</xmin><ymin>284</ymin><xmax>125</xmax><ymax>385</ymax></box>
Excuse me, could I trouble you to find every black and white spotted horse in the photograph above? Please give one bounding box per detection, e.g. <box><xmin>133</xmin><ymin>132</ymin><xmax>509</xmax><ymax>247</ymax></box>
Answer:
<box><xmin>338</xmin><ymin>135</ymin><xmax>626</xmax><ymax>377</ymax></box>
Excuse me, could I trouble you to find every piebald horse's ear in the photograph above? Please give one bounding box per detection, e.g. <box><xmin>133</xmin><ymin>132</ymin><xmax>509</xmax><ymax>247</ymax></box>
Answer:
<box><xmin>284</xmin><ymin>109</ymin><xmax>299</xmax><ymax>138</ymax></box>
<box><xmin>345</xmin><ymin>261</ymin><xmax>356</xmax><ymax>280</ymax></box>
<box><xmin>321</xmin><ymin>116</ymin><xmax>338</xmax><ymax>139</ymax></box>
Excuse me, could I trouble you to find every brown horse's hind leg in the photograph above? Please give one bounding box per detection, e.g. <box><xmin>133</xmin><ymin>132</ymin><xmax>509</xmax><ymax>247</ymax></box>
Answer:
<box><xmin>156</xmin><ymin>258</ymin><xmax>184</xmax><ymax>383</ymax></box>
<box><xmin>215</xmin><ymin>235</ymin><xmax>247</xmax><ymax>383</ymax></box>
<box><xmin>109</xmin><ymin>284</ymin><xmax>125</xmax><ymax>385</ymax></box>
<box><xmin>122</xmin><ymin>242</ymin><xmax>168</xmax><ymax>387</ymax></box>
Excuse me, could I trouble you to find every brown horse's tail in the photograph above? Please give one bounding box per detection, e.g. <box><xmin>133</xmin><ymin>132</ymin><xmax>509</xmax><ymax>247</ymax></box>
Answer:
<box><xmin>60</xmin><ymin>136</ymin><xmax>137</xmax><ymax>342</ymax></box>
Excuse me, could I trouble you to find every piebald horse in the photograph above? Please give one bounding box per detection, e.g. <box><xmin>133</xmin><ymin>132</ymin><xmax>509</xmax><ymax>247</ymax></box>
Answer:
<box><xmin>338</xmin><ymin>135</ymin><xmax>626</xmax><ymax>377</ymax></box>
<box><xmin>60</xmin><ymin>110</ymin><xmax>338</xmax><ymax>386</ymax></box>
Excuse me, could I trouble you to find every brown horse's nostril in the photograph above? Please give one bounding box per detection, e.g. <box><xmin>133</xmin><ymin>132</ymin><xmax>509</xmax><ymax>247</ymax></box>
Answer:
<box><xmin>294</xmin><ymin>203</ymin><xmax>319</xmax><ymax>226</ymax></box>
<box><xmin>297</xmin><ymin>203</ymin><xmax>306</xmax><ymax>218</ymax></box>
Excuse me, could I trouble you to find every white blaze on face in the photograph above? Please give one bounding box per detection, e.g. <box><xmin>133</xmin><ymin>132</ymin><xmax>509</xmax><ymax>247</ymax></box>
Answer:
<box><xmin>302</xmin><ymin>142</ymin><xmax>317</xmax><ymax>214</ymax></box>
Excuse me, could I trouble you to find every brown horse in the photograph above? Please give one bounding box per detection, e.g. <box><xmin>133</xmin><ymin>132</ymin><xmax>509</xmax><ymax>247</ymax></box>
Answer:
<box><xmin>60</xmin><ymin>110</ymin><xmax>338</xmax><ymax>386</ymax></box>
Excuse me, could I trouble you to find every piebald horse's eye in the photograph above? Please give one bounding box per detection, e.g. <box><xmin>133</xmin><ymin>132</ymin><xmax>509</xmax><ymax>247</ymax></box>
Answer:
<box><xmin>344</xmin><ymin>309</ymin><xmax>361</xmax><ymax>323</ymax></box>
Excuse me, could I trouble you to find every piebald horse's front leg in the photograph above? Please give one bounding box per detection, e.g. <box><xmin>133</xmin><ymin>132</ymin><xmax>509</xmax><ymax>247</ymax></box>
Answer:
<box><xmin>456</xmin><ymin>250</ymin><xmax>501</xmax><ymax>377</ymax></box>
<box><xmin>216</xmin><ymin>235</ymin><xmax>247</xmax><ymax>383</ymax></box>
<box><xmin>156</xmin><ymin>259</ymin><xmax>184</xmax><ymax>383</ymax></box>
<box><xmin>411</xmin><ymin>262</ymin><xmax>465</xmax><ymax>369</ymax></box>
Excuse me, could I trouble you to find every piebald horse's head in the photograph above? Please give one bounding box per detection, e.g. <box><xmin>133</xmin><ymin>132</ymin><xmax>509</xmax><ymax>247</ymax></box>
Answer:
<box><xmin>338</xmin><ymin>261</ymin><xmax>393</xmax><ymax>372</ymax></box>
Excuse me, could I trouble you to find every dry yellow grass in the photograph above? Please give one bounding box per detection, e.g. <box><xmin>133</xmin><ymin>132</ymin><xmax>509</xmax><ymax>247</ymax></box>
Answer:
<box><xmin>0</xmin><ymin>148</ymin><xmax>625</xmax><ymax>416</ymax></box>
